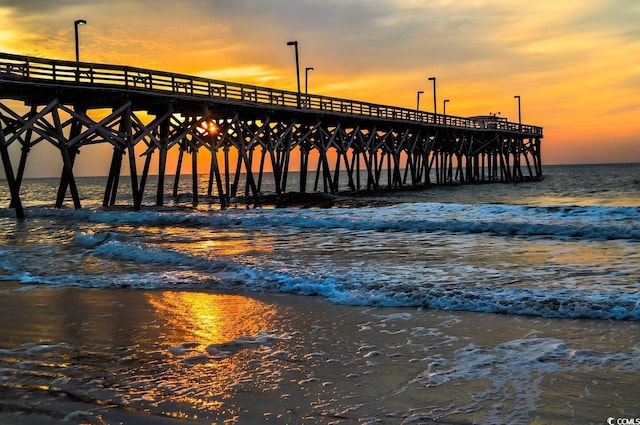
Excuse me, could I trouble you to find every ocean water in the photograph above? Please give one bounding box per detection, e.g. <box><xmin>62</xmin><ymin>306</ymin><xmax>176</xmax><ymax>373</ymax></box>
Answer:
<box><xmin>0</xmin><ymin>163</ymin><xmax>639</xmax><ymax>424</ymax></box>
<box><xmin>2</xmin><ymin>163</ymin><xmax>639</xmax><ymax>320</ymax></box>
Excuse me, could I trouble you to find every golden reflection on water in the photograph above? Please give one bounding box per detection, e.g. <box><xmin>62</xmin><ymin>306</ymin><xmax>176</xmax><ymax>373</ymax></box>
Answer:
<box><xmin>146</xmin><ymin>291</ymin><xmax>279</xmax><ymax>346</ymax></box>
<box><xmin>143</xmin><ymin>291</ymin><xmax>283</xmax><ymax>420</ymax></box>
<box><xmin>178</xmin><ymin>236</ymin><xmax>273</xmax><ymax>256</ymax></box>
<box><xmin>2</xmin><ymin>288</ymin><xmax>284</xmax><ymax>422</ymax></box>
<box><xmin>155</xmin><ymin>227</ymin><xmax>275</xmax><ymax>257</ymax></box>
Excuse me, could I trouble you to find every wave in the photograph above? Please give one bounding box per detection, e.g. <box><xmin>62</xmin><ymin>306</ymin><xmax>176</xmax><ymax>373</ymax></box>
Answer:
<box><xmin>5</xmin><ymin>202</ymin><xmax>639</xmax><ymax>241</ymax></box>
<box><xmin>1</xmin><ymin>201</ymin><xmax>638</xmax><ymax>321</ymax></box>
<box><xmin>1</xmin><ymin>228</ymin><xmax>637</xmax><ymax>321</ymax></box>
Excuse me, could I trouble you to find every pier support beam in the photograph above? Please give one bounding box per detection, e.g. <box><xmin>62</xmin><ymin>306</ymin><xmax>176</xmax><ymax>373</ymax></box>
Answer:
<box><xmin>0</xmin><ymin>126</ymin><xmax>24</xmax><ymax>218</ymax></box>
<box><xmin>52</xmin><ymin>105</ymin><xmax>82</xmax><ymax>210</ymax></box>
<box><xmin>0</xmin><ymin>88</ymin><xmax>543</xmax><ymax>215</ymax></box>
<box><xmin>103</xmin><ymin>147</ymin><xmax>123</xmax><ymax>207</ymax></box>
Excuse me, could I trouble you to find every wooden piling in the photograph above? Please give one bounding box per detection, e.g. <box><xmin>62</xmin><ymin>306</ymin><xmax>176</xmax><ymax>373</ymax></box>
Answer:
<box><xmin>0</xmin><ymin>125</ymin><xmax>24</xmax><ymax>218</ymax></box>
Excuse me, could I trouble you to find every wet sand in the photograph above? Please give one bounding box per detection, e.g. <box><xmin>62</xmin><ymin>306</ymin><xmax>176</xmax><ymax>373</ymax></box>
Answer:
<box><xmin>1</xmin><ymin>282</ymin><xmax>639</xmax><ymax>424</ymax></box>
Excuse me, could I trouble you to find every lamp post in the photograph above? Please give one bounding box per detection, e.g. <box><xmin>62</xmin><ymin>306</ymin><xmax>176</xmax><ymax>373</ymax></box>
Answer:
<box><xmin>74</xmin><ymin>19</ymin><xmax>87</xmax><ymax>62</ymax></box>
<box><xmin>514</xmin><ymin>95</ymin><xmax>521</xmax><ymax>130</ymax></box>
<box><xmin>305</xmin><ymin>67</ymin><xmax>314</xmax><ymax>95</ymax></box>
<box><xmin>428</xmin><ymin>76</ymin><xmax>436</xmax><ymax>122</ymax></box>
<box><xmin>416</xmin><ymin>90</ymin><xmax>424</xmax><ymax>111</ymax></box>
<box><xmin>287</xmin><ymin>41</ymin><xmax>301</xmax><ymax>108</ymax></box>
<box><xmin>443</xmin><ymin>99</ymin><xmax>450</xmax><ymax>124</ymax></box>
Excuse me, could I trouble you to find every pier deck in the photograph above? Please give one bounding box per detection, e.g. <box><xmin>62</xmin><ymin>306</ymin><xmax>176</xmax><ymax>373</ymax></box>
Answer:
<box><xmin>0</xmin><ymin>52</ymin><xmax>543</xmax><ymax>218</ymax></box>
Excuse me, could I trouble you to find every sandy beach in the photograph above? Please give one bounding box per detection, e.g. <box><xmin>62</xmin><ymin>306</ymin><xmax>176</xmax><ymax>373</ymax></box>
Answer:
<box><xmin>1</xmin><ymin>282</ymin><xmax>639</xmax><ymax>424</ymax></box>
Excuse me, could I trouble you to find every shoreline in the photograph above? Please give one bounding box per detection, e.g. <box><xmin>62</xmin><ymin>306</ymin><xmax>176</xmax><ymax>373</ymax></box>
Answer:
<box><xmin>1</xmin><ymin>283</ymin><xmax>639</xmax><ymax>424</ymax></box>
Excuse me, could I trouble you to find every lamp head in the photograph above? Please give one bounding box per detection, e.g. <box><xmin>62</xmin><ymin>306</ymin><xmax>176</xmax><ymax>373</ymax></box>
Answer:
<box><xmin>75</xmin><ymin>19</ymin><xmax>87</xmax><ymax>26</ymax></box>
<box><xmin>287</xmin><ymin>41</ymin><xmax>297</xmax><ymax>46</ymax></box>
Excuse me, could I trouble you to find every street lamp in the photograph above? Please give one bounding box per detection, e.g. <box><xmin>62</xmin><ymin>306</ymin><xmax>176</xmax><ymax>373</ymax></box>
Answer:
<box><xmin>514</xmin><ymin>95</ymin><xmax>522</xmax><ymax>130</ymax></box>
<box><xmin>287</xmin><ymin>41</ymin><xmax>301</xmax><ymax>108</ymax></box>
<box><xmin>74</xmin><ymin>19</ymin><xmax>87</xmax><ymax>62</ymax></box>
<box><xmin>443</xmin><ymin>99</ymin><xmax>450</xmax><ymax>124</ymax></box>
<box><xmin>416</xmin><ymin>90</ymin><xmax>424</xmax><ymax>111</ymax></box>
<box><xmin>428</xmin><ymin>76</ymin><xmax>437</xmax><ymax>121</ymax></box>
<box><xmin>305</xmin><ymin>67</ymin><xmax>314</xmax><ymax>95</ymax></box>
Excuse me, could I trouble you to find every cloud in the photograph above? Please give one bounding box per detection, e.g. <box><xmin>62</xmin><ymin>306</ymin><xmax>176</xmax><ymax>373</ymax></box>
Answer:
<box><xmin>200</xmin><ymin>65</ymin><xmax>283</xmax><ymax>85</ymax></box>
<box><xmin>1</xmin><ymin>0</ymin><xmax>639</xmax><ymax>166</ymax></box>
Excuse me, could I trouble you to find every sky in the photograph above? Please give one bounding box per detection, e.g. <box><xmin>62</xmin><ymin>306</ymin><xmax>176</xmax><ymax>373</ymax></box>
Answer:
<box><xmin>1</xmin><ymin>0</ymin><xmax>639</xmax><ymax>178</ymax></box>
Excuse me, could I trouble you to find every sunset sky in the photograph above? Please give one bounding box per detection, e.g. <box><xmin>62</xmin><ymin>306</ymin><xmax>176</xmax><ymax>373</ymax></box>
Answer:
<box><xmin>1</xmin><ymin>0</ymin><xmax>639</xmax><ymax>177</ymax></box>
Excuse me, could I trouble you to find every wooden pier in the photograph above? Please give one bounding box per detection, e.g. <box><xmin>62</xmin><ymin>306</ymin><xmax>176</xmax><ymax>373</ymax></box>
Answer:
<box><xmin>0</xmin><ymin>52</ymin><xmax>543</xmax><ymax>218</ymax></box>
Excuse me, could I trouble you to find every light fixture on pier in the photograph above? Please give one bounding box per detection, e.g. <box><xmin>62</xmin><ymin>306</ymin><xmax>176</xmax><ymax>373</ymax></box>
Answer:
<box><xmin>305</xmin><ymin>67</ymin><xmax>314</xmax><ymax>95</ymax></box>
<box><xmin>514</xmin><ymin>95</ymin><xmax>522</xmax><ymax>130</ymax></box>
<box><xmin>416</xmin><ymin>90</ymin><xmax>424</xmax><ymax>111</ymax></box>
<box><xmin>428</xmin><ymin>76</ymin><xmax>436</xmax><ymax>116</ymax></box>
<box><xmin>287</xmin><ymin>41</ymin><xmax>301</xmax><ymax>108</ymax></box>
<box><xmin>74</xmin><ymin>19</ymin><xmax>87</xmax><ymax>62</ymax></box>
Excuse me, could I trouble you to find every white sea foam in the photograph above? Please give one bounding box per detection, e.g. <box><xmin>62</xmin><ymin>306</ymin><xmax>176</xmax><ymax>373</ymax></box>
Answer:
<box><xmin>0</xmin><ymin>214</ymin><xmax>637</xmax><ymax>319</ymax></box>
<box><xmin>17</xmin><ymin>201</ymin><xmax>640</xmax><ymax>241</ymax></box>
<box><xmin>71</xmin><ymin>231</ymin><xmax>637</xmax><ymax>319</ymax></box>
<box><xmin>1</xmin><ymin>199</ymin><xmax>638</xmax><ymax>320</ymax></box>
<box><xmin>399</xmin><ymin>337</ymin><xmax>640</xmax><ymax>423</ymax></box>
<box><xmin>72</xmin><ymin>230</ymin><xmax>116</xmax><ymax>247</ymax></box>
<box><xmin>165</xmin><ymin>331</ymin><xmax>287</xmax><ymax>365</ymax></box>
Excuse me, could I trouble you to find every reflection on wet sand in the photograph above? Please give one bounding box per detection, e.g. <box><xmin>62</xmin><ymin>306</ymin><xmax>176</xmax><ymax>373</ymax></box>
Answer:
<box><xmin>2</xmin><ymin>285</ymin><xmax>640</xmax><ymax>424</ymax></box>
<box><xmin>129</xmin><ymin>291</ymin><xmax>285</xmax><ymax>422</ymax></box>
<box><xmin>147</xmin><ymin>291</ymin><xmax>279</xmax><ymax>345</ymax></box>
<box><xmin>0</xmin><ymin>286</ymin><xmax>288</xmax><ymax>424</ymax></box>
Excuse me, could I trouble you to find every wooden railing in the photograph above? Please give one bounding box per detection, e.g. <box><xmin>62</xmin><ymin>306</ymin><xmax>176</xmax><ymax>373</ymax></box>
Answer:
<box><xmin>0</xmin><ymin>52</ymin><xmax>543</xmax><ymax>136</ymax></box>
